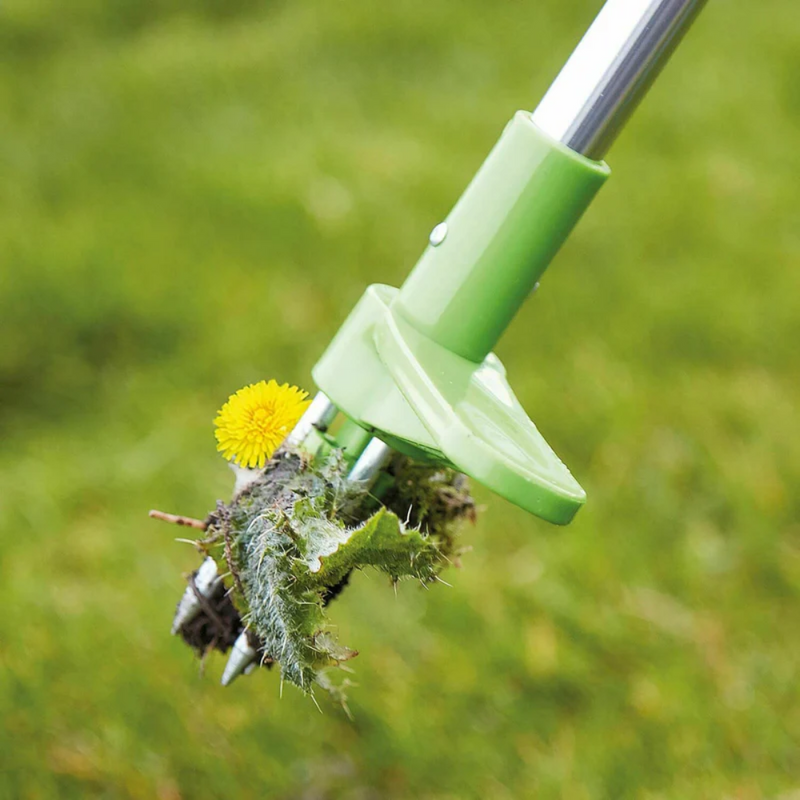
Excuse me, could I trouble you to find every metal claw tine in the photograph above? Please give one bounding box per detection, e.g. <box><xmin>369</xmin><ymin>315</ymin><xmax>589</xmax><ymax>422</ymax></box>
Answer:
<box><xmin>284</xmin><ymin>392</ymin><xmax>338</xmax><ymax>449</ymax></box>
<box><xmin>171</xmin><ymin>557</ymin><xmax>221</xmax><ymax>635</ymax></box>
<box><xmin>348</xmin><ymin>438</ymin><xmax>393</xmax><ymax>483</ymax></box>
<box><xmin>220</xmin><ymin>631</ymin><xmax>258</xmax><ymax>687</ymax></box>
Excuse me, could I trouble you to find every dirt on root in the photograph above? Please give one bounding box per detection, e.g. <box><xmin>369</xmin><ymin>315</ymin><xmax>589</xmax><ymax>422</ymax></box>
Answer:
<box><xmin>177</xmin><ymin>575</ymin><xmax>241</xmax><ymax>657</ymax></box>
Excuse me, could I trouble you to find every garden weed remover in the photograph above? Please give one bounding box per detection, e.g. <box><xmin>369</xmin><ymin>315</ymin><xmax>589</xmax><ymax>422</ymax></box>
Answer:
<box><xmin>152</xmin><ymin>0</ymin><xmax>708</xmax><ymax>702</ymax></box>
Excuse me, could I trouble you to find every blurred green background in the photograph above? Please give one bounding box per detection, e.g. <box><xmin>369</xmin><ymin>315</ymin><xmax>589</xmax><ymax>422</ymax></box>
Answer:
<box><xmin>1</xmin><ymin>0</ymin><xmax>799</xmax><ymax>797</ymax></box>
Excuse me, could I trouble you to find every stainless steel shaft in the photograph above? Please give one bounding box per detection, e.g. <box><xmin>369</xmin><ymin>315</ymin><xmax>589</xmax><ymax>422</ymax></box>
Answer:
<box><xmin>532</xmin><ymin>0</ymin><xmax>708</xmax><ymax>160</ymax></box>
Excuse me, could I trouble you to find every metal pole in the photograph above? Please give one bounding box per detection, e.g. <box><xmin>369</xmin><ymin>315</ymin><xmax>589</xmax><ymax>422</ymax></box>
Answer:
<box><xmin>532</xmin><ymin>0</ymin><xmax>708</xmax><ymax>160</ymax></box>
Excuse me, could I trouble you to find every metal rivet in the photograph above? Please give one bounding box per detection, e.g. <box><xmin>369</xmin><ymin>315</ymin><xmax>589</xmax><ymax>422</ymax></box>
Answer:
<box><xmin>429</xmin><ymin>222</ymin><xmax>448</xmax><ymax>247</ymax></box>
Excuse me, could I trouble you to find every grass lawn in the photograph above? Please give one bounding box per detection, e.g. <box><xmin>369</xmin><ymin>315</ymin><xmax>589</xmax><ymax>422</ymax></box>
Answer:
<box><xmin>1</xmin><ymin>0</ymin><xmax>799</xmax><ymax>797</ymax></box>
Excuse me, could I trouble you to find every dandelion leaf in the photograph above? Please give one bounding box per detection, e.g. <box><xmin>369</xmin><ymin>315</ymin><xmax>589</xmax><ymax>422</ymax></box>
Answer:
<box><xmin>303</xmin><ymin>508</ymin><xmax>443</xmax><ymax>587</ymax></box>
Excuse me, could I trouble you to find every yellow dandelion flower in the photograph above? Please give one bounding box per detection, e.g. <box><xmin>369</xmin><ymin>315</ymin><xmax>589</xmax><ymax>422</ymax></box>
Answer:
<box><xmin>214</xmin><ymin>380</ymin><xmax>310</xmax><ymax>468</ymax></box>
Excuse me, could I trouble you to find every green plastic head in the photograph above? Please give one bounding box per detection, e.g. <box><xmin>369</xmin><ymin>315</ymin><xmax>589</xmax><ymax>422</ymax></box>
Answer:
<box><xmin>313</xmin><ymin>112</ymin><xmax>610</xmax><ymax>525</ymax></box>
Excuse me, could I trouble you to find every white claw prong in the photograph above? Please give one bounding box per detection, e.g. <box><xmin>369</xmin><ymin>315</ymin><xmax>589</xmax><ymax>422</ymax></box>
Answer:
<box><xmin>171</xmin><ymin>557</ymin><xmax>221</xmax><ymax>635</ymax></box>
<box><xmin>221</xmin><ymin>631</ymin><xmax>258</xmax><ymax>687</ymax></box>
